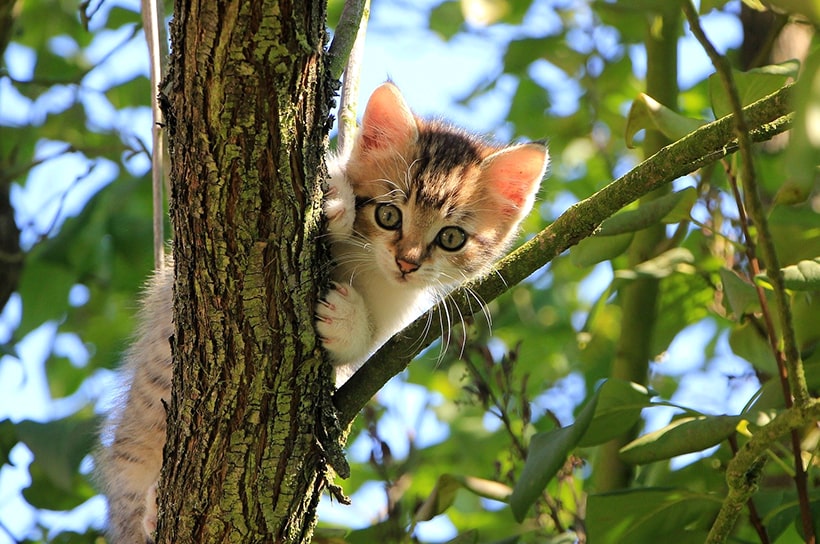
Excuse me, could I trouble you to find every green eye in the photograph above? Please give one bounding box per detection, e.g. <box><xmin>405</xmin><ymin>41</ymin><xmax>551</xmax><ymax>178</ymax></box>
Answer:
<box><xmin>437</xmin><ymin>226</ymin><xmax>467</xmax><ymax>251</ymax></box>
<box><xmin>375</xmin><ymin>203</ymin><xmax>402</xmax><ymax>230</ymax></box>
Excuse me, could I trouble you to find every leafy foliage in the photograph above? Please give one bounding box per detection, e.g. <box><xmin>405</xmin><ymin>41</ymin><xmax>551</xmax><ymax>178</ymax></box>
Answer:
<box><xmin>0</xmin><ymin>0</ymin><xmax>818</xmax><ymax>543</ymax></box>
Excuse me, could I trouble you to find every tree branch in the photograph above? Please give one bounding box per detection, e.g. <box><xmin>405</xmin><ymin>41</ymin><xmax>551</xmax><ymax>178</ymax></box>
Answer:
<box><xmin>334</xmin><ymin>83</ymin><xmax>795</xmax><ymax>427</ymax></box>
<box><xmin>681</xmin><ymin>4</ymin><xmax>814</xmax><ymax>542</ymax></box>
<box><xmin>141</xmin><ymin>0</ymin><xmax>169</xmax><ymax>269</ymax></box>
<box><xmin>327</xmin><ymin>0</ymin><xmax>368</xmax><ymax>81</ymax></box>
<box><xmin>706</xmin><ymin>400</ymin><xmax>820</xmax><ymax>544</ymax></box>
<box><xmin>336</xmin><ymin>0</ymin><xmax>369</xmax><ymax>156</ymax></box>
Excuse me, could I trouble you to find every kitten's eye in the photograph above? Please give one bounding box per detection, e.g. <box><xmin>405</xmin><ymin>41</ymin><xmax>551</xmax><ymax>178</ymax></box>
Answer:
<box><xmin>375</xmin><ymin>203</ymin><xmax>402</xmax><ymax>230</ymax></box>
<box><xmin>437</xmin><ymin>226</ymin><xmax>467</xmax><ymax>251</ymax></box>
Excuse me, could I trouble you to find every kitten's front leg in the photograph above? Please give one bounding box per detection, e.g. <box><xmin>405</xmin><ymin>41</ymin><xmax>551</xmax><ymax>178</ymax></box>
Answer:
<box><xmin>142</xmin><ymin>481</ymin><xmax>158</xmax><ymax>541</ymax></box>
<box><xmin>316</xmin><ymin>282</ymin><xmax>373</xmax><ymax>374</ymax></box>
<box><xmin>324</xmin><ymin>164</ymin><xmax>356</xmax><ymax>238</ymax></box>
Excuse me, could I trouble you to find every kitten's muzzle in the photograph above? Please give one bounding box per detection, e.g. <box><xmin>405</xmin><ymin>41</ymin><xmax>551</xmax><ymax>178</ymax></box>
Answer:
<box><xmin>396</xmin><ymin>257</ymin><xmax>420</xmax><ymax>275</ymax></box>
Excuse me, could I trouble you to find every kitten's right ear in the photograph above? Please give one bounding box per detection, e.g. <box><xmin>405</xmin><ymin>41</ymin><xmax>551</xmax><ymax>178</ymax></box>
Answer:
<box><xmin>357</xmin><ymin>83</ymin><xmax>418</xmax><ymax>153</ymax></box>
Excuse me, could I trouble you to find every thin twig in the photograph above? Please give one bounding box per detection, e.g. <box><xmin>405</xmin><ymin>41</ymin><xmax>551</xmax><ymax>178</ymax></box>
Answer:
<box><xmin>460</xmin><ymin>347</ymin><xmax>566</xmax><ymax>533</ymax></box>
<box><xmin>727</xmin><ymin>434</ymin><xmax>770</xmax><ymax>544</ymax></box>
<box><xmin>681</xmin><ymin>3</ymin><xmax>814</xmax><ymax>543</ymax></box>
<box><xmin>141</xmin><ymin>0</ymin><xmax>169</xmax><ymax>269</ymax></box>
<box><xmin>327</xmin><ymin>0</ymin><xmax>368</xmax><ymax>82</ymax></box>
<box><xmin>336</xmin><ymin>0</ymin><xmax>370</xmax><ymax>156</ymax></box>
<box><xmin>723</xmin><ymin>159</ymin><xmax>792</xmax><ymax>407</ymax></box>
<box><xmin>681</xmin><ymin>1</ymin><xmax>807</xmax><ymax>407</ymax></box>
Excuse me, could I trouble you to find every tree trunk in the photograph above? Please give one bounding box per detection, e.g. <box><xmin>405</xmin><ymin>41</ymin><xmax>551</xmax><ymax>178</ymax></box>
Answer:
<box><xmin>158</xmin><ymin>1</ymin><xmax>335</xmax><ymax>541</ymax></box>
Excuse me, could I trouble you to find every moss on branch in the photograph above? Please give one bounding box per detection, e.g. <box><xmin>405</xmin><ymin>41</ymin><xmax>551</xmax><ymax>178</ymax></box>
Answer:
<box><xmin>334</xmin><ymin>83</ymin><xmax>795</xmax><ymax>427</ymax></box>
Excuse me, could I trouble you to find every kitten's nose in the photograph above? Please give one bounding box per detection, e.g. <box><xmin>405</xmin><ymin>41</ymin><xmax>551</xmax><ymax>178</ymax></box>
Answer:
<box><xmin>396</xmin><ymin>257</ymin><xmax>419</xmax><ymax>275</ymax></box>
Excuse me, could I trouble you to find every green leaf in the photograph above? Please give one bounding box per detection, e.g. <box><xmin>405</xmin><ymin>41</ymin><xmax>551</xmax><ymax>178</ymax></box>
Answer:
<box><xmin>768</xmin><ymin>204</ymin><xmax>820</xmax><ymax>266</ymax></box>
<box><xmin>415</xmin><ymin>474</ymin><xmax>512</xmax><ymax>521</ymax></box>
<box><xmin>699</xmin><ymin>0</ymin><xmax>733</xmax><ymax>13</ymax></box>
<box><xmin>460</xmin><ymin>0</ymin><xmax>517</xmax><ymax>26</ymax></box>
<box><xmin>105</xmin><ymin>5</ymin><xmax>142</xmax><ymax>28</ymax></box>
<box><xmin>0</xmin><ymin>419</ymin><xmax>18</xmax><ymax>467</ymax></box>
<box><xmin>592</xmin><ymin>1</ymin><xmax>676</xmax><ymax>44</ymax></box>
<box><xmin>48</xmin><ymin>530</ymin><xmax>104</xmax><ymax>544</ymax></box>
<box><xmin>442</xmin><ymin>531</ymin><xmax>480</xmax><ymax>544</ymax></box>
<box><xmin>429</xmin><ymin>1</ymin><xmax>464</xmax><ymax>40</ymax></box>
<box><xmin>793</xmin><ymin>294</ymin><xmax>820</xmax><ymax>357</ymax></box>
<box><xmin>625</xmin><ymin>93</ymin><xmax>705</xmax><ymax>148</ymax></box>
<box><xmin>569</xmin><ymin>187</ymin><xmax>701</xmax><ymax>269</ymax></box>
<box><xmin>616</xmin><ymin>248</ymin><xmax>695</xmax><ymax>280</ymax></box>
<box><xmin>105</xmin><ymin>75</ymin><xmax>152</xmax><ymax>109</ymax></box>
<box><xmin>650</xmin><ymin>268</ymin><xmax>715</xmax><ymax>358</ymax></box>
<box><xmin>509</xmin><ymin>384</ymin><xmax>599</xmax><ymax>521</ymax></box>
<box><xmin>17</xmin><ymin>255</ymin><xmax>77</xmax><ymax>336</ymax></box>
<box><xmin>343</xmin><ymin>519</ymin><xmax>406</xmax><ymax>543</ymax></box>
<box><xmin>719</xmin><ymin>268</ymin><xmax>760</xmax><ymax>316</ymax></box>
<box><xmin>23</xmin><ymin>458</ymin><xmax>97</xmax><ymax>510</ymax></box>
<box><xmin>46</xmin><ymin>354</ymin><xmax>88</xmax><ymax>398</ymax></box>
<box><xmin>587</xmin><ymin>488</ymin><xmax>719</xmax><ymax>543</ymax></box>
<box><xmin>32</xmin><ymin>49</ymin><xmax>88</xmax><ymax>83</ymax></box>
<box><xmin>619</xmin><ymin>415</ymin><xmax>742</xmax><ymax>465</ymax></box>
<box><xmin>709</xmin><ymin>60</ymin><xmax>799</xmax><ymax>119</ymax></box>
<box><xmin>598</xmin><ymin>187</ymin><xmax>697</xmax><ymax>237</ymax></box>
<box><xmin>578</xmin><ymin>379</ymin><xmax>654</xmax><ymax>447</ymax></box>
<box><xmin>508</xmin><ymin>76</ymin><xmax>551</xmax><ymax>139</ymax></box>
<box><xmin>570</xmin><ymin>232</ymin><xmax>633</xmax><ymax>268</ymax></box>
<box><xmin>740</xmin><ymin>0</ymin><xmax>768</xmax><ymax>10</ymax></box>
<box><xmin>766</xmin><ymin>0</ymin><xmax>820</xmax><ymax>24</ymax></box>
<box><xmin>748</xmin><ymin>361</ymin><xmax>820</xmax><ymax>412</ymax></box>
<box><xmin>782</xmin><ymin>25</ymin><xmax>820</xmax><ymax>203</ymax></box>
<box><xmin>16</xmin><ymin>416</ymin><xmax>99</xmax><ymax>490</ymax></box>
<box><xmin>17</xmin><ymin>415</ymin><xmax>100</xmax><ymax>510</ymax></box>
<box><xmin>729</xmin><ymin>320</ymin><xmax>778</xmax><ymax>374</ymax></box>
<box><xmin>756</xmin><ymin>258</ymin><xmax>820</xmax><ymax>291</ymax></box>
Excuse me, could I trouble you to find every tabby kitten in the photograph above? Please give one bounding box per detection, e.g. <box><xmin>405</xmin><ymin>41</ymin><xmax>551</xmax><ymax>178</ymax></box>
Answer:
<box><xmin>319</xmin><ymin>83</ymin><xmax>548</xmax><ymax>379</ymax></box>
<box><xmin>98</xmin><ymin>82</ymin><xmax>548</xmax><ymax>543</ymax></box>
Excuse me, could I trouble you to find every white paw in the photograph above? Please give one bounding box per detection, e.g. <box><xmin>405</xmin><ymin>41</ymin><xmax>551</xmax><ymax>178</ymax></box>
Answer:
<box><xmin>324</xmin><ymin>168</ymin><xmax>356</xmax><ymax>238</ymax></box>
<box><xmin>142</xmin><ymin>481</ymin><xmax>158</xmax><ymax>540</ymax></box>
<box><xmin>316</xmin><ymin>282</ymin><xmax>372</xmax><ymax>366</ymax></box>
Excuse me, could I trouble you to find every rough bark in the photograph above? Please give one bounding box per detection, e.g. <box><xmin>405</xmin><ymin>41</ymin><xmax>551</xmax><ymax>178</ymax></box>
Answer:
<box><xmin>157</xmin><ymin>1</ymin><xmax>335</xmax><ymax>542</ymax></box>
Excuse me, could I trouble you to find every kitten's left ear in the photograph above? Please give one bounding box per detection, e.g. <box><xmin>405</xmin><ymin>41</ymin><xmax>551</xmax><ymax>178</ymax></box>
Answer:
<box><xmin>358</xmin><ymin>83</ymin><xmax>419</xmax><ymax>154</ymax></box>
<box><xmin>480</xmin><ymin>143</ymin><xmax>549</xmax><ymax>219</ymax></box>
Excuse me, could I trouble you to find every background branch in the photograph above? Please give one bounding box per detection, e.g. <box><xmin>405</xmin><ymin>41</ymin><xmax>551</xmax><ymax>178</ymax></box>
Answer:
<box><xmin>336</xmin><ymin>0</ymin><xmax>370</xmax><ymax>156</ymax></box>
<box><xmin>706</xmin><ymin>400</ymin><xmax>820</xmax><ymax>544</ymax></box>
<box><xmin>682</xmin><ymin>3</ymin><xmax>814</xmax><ymax>542</ymax></box>
<box><xmin>334</xmin><ymin>83</ymin><xmax>794</xmax><ymax>427</ymax></box>
<box><xmin>141</xmin><ymin>0</ymin><xmax>169</xmax><ymax>269</ymax></box>
<box><xmin>327</xmin><ymin>0</ymin><xmax>368</xmax><ymax>82</ymax></box>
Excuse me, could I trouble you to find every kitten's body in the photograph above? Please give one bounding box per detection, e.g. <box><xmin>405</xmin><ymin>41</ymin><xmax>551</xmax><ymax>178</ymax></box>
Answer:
<box><xmin>98</xmin><ymin>83</ymin><xmax>548</xmax><ymax>543</ymax></box>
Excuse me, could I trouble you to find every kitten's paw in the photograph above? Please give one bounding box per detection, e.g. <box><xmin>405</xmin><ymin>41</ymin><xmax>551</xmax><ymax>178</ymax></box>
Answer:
<box><xmin>316</xmin><ymin>282</ymin><xmax>371</xmax><ymax>366</ymax></box>
<box><xmin>142</xmin><ymin>481</ymin><xmax>158</xmax><ymax>540</ymax></box>
<box><xmin>324</xmin><ymin>174</ymin><xmax>356</xmax><ymax>237</ymax></box>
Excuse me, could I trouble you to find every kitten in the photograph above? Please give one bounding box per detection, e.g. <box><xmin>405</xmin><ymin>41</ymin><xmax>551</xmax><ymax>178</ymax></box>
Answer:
<box><xmin>97</xmin><ymin>82</ymin><xmax>548</xmax><ymax>543</ymax></box>
<box><xmin>318</xmin><ymin>83</ymin><xmax>548</xmax><ymax>380</ymax></box>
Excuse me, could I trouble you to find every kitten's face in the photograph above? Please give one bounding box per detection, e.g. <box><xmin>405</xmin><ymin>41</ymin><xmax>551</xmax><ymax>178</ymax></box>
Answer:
<box><xmin>346</xmin><ymin>123</ymin><xmax>538</xmax><ymax>290</ymax></box>
<box><xmin>343</xmin><ymin>83</ymin><xmax>549</xmax><ymax>292</ymax></box>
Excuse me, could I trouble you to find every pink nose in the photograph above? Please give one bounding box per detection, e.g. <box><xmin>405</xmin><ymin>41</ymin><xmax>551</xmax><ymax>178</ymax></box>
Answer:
<box><xmin>396</xmin><ymin>258</ymin><xmax>419</xmax><ymax>274</ymax></box>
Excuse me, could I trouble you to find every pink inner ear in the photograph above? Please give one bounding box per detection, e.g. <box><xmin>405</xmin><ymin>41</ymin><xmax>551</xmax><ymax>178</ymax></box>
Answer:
<box><xmin>482</xmin><ymin>143</ymin><xmax>549</xmax><ymax>213</ymax></box>
<box><xmin>359</xmin><ymin>83</ymin><xmax>418</xmax><ymax>153</ymax></box>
